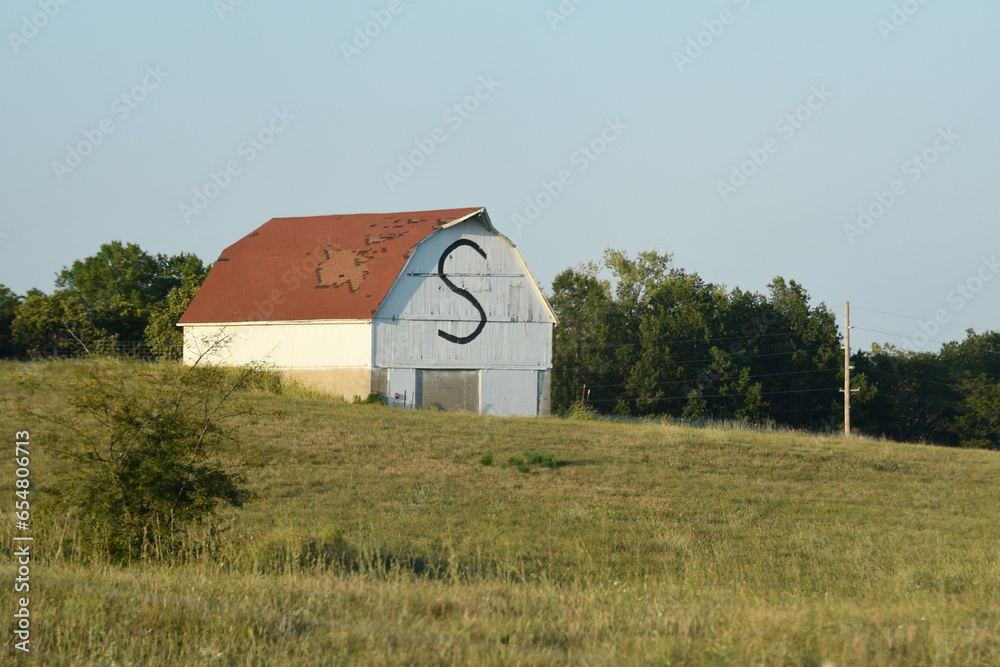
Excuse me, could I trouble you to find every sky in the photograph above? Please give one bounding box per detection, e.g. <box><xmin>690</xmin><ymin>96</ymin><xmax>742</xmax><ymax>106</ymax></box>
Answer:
<box><xmin>2</xmin><ymin>1</ymin><xmax>997</xmax><ymax>353</ymax></box>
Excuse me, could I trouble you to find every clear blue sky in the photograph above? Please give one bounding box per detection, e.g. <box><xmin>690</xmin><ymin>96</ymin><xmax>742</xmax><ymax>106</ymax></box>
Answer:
<box><xmin>2</xmin><ymin>1</ymin><xmax>997</xmax><ymax>352</ymax></box>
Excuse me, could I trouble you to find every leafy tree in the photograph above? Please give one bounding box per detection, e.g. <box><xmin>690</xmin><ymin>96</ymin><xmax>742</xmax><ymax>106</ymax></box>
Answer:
<box><xmin>144</xmin><ymin>268</ymin><xmax>210</xmax><ymax>359</ymax></box>
<box><xmin>28</xmin><ymin>355</ymin><xmax>274</xmax><ymax>562</ymax></box>
<box><xmin>953</xmin><ymin>376</ymin><xmax>1000</xmax><ymax>450</ymax></box>
<box><xmin>0</xmin><ymin>285</ymin><xmax>23</xmax><ymax>358</ymax></box>
<box><xmin>55</xmin><ymin>241</ymin><xmax>206</xmax><ymax>340</ymax></box>
<box><xmin>11</xmin><ymin>290</ymin><xmax>116</xmax><ymax>357</ymax></box>
<box><xmin>751</xmin><ymin>278</ymin><xmax>843</xmax><ymax>429</ymax></box>
<box><xmin>939</xmin><ymin>330</ymin><xmax>1000</xmax><ymax>378</ymax></box>
<box><xmin>853</xmin><ymin>344</ymin><xmax>957</xmax><ymax>444</ymax></box>
<box><xmin>941</xmin><ymin>330</ymin><xmax>1000</xmax><ymax>448</ymax></box>
<box><xmin>549</xmin><ymin>264</ymin><xmax>616</xmax><ymax>413</ymax></box>
<box><xmin>549</xmin><ymin>251</ymin><xmax>844</xmax><ymax>428</ymax></box>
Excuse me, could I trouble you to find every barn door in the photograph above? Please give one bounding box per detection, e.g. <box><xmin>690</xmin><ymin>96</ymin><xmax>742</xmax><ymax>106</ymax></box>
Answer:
<box><xmin>480</xmin><ymin>369</ymin><xmax>539</xmax><ymax>417</ymax></box>
<box><xmin>415</xmin><ymin>370</ymin><xmax>480</xmax><ymax>413</ymax></box>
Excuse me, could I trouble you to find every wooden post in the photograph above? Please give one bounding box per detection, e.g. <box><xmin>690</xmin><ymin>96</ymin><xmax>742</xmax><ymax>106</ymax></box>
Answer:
<box><xmin>844</xmin><ymin>301</ymin><xmax>851</xmax><ymax>437</ymax></box>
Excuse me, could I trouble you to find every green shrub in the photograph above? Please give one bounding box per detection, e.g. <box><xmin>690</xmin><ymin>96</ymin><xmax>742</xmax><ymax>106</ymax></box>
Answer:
<box><xmin>565</xmin><ymin>403</ymin><xmax>598</xmax><ymax>420</ymax></box>
<box><xmin>29</xmin><ymin>359</ymin><xmax>276</xmax><ymax>563</ymax></box>
<box><xmin>499</xmin><ymin>451</ymin><xmax>559</xmax><ymax>473</ymax></box>
<box><xmin>523</xmin><ymin>451</ymin><xmax>558</xmax><ymax>468</ymax></box>
<box><xmin>352</xmin><ymin>392</ymin><xmax>384</xmax><ymax>406</ymax></box>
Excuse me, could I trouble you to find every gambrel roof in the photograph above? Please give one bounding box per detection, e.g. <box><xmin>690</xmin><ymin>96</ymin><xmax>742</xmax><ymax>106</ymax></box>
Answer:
<box><xmin>179</xmin><ymin>207</ymin><xmax>488</xmax><ymax>324</ymax></box>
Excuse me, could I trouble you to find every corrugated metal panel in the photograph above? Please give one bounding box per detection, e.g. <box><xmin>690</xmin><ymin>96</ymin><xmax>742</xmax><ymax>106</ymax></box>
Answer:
<box><xmin>374</xmin><ymin>221</ymin><xmax>554</xmax><ymax>370</ymax></box>
<box><xmin>387</xmin><ymin>368</ymin><xmax>416</xmax><ymax>408</ymax></box>
<box><xmin>480</xmin><ymin>369</ymin><xmax>539</xmax><ymax>417</ymax></box>
<box><xmin>416</xmin><ymin>370</ymin><xmax>479</xmax><ymax>412</ymax></box>
<box><xmin>538</xmin><ymin>371</ymin><xmax>552</xmax><ymax>416</ymax></box>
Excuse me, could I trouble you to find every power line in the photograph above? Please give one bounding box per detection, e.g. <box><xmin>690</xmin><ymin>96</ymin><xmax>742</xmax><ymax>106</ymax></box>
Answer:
<box><xmin>852</xmin><ymin>305</ymin><xmax>993</xmax><ymax>332</ymax></box>
<box><xmin>562</xmin><ymin>347</ymin><xmax>831</xmax><ymax>371</ymax></box>
<box><xmin>850</xmin><ymin>326</ymin><xmax>952</xmax><ymax>347</ymax></box>
<box><xmin>863</xmin><ymin>368</ymin><xmax>957</xmax><ymax>389</ymax></box>
<box><xmin>553</xmin><ymin>368</ymin><xmax>835</xmax><ymax>391</ymax></box>
<box><xmin>585</xmin><ymin>386</ymin><xmax>838</xmax><ymax>405</ymax></box>
<box><xmin>869</xmin><ymin>391</ymin><xmax>965</xmax><ymax>412</ymax></box>
<box><xmin>558</xmin><ymin>329</ymin><xmax>810</xmax><ymax>351</ymax></box>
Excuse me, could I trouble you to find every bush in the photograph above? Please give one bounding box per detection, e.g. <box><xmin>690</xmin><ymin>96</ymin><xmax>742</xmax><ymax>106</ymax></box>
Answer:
<box><xmin>565</xmin><ymin>403</ymin><xmax>598</xmax><ymax>421</ymax></box>
<box><xmin>523</xmin><ymin>451</ymin><xmax>558</xmax><ymax>468</ymax></box>
<box><xmin>352</xmin><ymin>392</ymin><xmax>384</xmax><ymax>406</ymax></box>
<box><xmin>28</xmin><ymin>358</ymin><xmax>276</xmax><ymax>562</ymax></box>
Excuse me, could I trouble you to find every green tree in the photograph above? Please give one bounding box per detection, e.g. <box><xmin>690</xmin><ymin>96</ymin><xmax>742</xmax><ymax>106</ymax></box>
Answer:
<box><xmin>0</xmin><ymin>285</ymin><xmax>23</xmax><ymax>358</ymax></box>
<box><xmin>31</xmin><ymin>357</ymin><xmax>273</xmax><ymax>561</ymax></box>
<box><xmin>750</xmin><ymin>278</ymin><xmax>843</xmax><ymax>430</ymax></box>
<box><xmin>941</xmin><ymin>330</ymin><xmax>1000</xmax><ymax>448</ymax></box>
<box><xmin>853</xmin><ymin>344</ymin><xmax>956</xmax><ymax>444</ymax></box>
<box><xmin>549</xmin><ymin>251</ymin><xmax>854</xmax><ymax>429</ymax></box>
<box><xmin>11</xmin><ymin>290</ymin><xmax>116</xmax><ymax>357</ymax></box>
<box><xmin>549</xmin><ymin>264</ymin><xmax>616</xmax><ymax>413</ymax></box>
<box><xmin>55</xmin><ymin>242</ymin><xmax>206</xmax><ymax>340</ymax></box>
<box><xmin>953</xmin><ymin>376</ymin><xmax>1000</xmax><ymax>449</ymax></box>
<box><xmin>144</xmin><ymin>267</ymin><xmax>210</xmax><ymax>359</ymax></box>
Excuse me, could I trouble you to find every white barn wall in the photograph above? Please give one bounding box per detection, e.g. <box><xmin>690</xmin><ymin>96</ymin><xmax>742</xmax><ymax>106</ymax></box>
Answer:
<box><xmin>480</xmin><ymin>369</ymin><xmax>540</xmax><ymax>417</ymax></box>
<box><xmin>373</xmin><ymin>220</ymin><xmax>553</xmax><ymax>370</ymax></box>
<box><xmin>183</xmin><ymin>321</ymin><xmax>375</xmax><ymax>398</ymax></box>
<box><xmin>184</xmin><ymin>321</ymin><xmax>372</xmax><ymax>368</ymax></box>
<box><xmin>373</xmin><ymin>219</ymin><xmax>554</xmax><ymax>415</ymax></box>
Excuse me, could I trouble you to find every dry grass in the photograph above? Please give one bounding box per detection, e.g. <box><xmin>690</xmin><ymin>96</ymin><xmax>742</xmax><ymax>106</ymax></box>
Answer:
<box><xmin>2</xmin><ymin>360</ymin><xmax>999</xmax><ymax>665</ymax></box>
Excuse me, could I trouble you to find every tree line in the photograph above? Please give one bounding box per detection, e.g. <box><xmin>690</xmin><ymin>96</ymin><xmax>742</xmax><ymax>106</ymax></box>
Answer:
<box><xmin>550</xmin><ymin>250</ymin><xmax>999</xmax><ymax>450</ymax></box>
<box><xmin>1</xmin><ymin>242</ymin><xmax>997</xmax><ymax>449</ymax></box>
<box><xmin>0</xmin><ymin>241</ymin><xmax>207</xmax><ymax>359</ymax></box>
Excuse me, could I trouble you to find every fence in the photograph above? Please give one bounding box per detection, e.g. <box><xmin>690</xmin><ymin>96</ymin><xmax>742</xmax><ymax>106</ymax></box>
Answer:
<box><xmin>39</xmin><ymin>337</ymin><xmax>182</xmax><ymax>362</ymax></box>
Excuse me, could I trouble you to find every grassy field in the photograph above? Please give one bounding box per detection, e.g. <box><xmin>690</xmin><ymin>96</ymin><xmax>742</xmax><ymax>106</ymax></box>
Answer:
<box><xmin>2</xmin><ymin>360</ymin><xmax>999</xmax><ymax>665</ymax></box>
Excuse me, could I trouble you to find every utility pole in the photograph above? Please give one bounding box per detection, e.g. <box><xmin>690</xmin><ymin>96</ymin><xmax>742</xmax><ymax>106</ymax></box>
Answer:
<box><xmin>842</xmin><ymin>301</ymin><xmax>858</xmax><ymax>437</ymax></box>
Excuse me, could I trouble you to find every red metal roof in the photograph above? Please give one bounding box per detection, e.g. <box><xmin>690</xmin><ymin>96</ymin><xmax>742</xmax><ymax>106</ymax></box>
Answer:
<box><xmin>179</xmin><ymin>207</ymin><xmax>485</xmax><ymax>324</ymax></box>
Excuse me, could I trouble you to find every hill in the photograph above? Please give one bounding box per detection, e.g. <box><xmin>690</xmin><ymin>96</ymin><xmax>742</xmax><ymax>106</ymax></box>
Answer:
<box><xmin>2</xmin><ymin>360</ymin><xmax>999</xmax><ymax>665</ymax></box>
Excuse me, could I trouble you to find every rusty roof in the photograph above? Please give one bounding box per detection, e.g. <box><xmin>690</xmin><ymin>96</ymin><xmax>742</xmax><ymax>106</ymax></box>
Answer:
<box><xmin>179</xmin><ymin>207</ymin><xmax>486</xmax><ymax>324</ymax></box>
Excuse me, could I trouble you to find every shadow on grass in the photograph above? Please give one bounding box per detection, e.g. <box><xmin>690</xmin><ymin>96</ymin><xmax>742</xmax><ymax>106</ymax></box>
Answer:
<box><xmin>250</xmin><ymin>532</ymin><xmax>546</xmax><ymax>583</ymax></box>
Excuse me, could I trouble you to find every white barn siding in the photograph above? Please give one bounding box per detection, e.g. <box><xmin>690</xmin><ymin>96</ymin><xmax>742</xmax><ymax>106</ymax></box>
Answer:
<box><xmin>183</xmin><ymin>321</ymin><xmax>373</xmax><ymax>368</ymax></box>
<box><xmin>373</xmin><ymin>221</ymin><xmax>552</xmax><ymax>370</ymax></box>
<box><xmin>183</xmin><ymin>321</ymin><xmax>376</xmax><ymax>397</ymax></box>
<box><xmin>480</xmin><ymin>369</ymin><xmax>540</xmax><ymax>417</ymax></box>
<box><xmin>372</xmin><ymin>220</ymin><xmax>553</xmax><ymax>414</ymax></box>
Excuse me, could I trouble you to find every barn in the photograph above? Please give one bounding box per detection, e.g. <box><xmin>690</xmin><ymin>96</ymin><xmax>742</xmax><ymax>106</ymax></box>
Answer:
<box><xmin>178</xmin><ymin>207</ymin><xmax>556</xmax><ymax>417</ymax></box>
